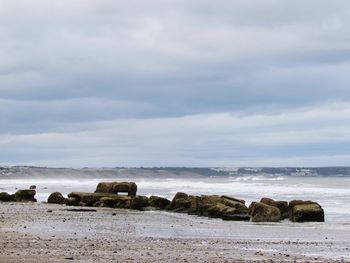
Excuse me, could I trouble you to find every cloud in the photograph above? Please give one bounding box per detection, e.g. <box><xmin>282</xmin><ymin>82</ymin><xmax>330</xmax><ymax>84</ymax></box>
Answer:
<box><xmin>1</xmin><ymin>1</ymin><xmax>350</xmax><ymax>166</ymax></box>
<box><xmin>2</xmin><ymin>103</ymin><xmax>350</xmax><ymax>167</ymax></box>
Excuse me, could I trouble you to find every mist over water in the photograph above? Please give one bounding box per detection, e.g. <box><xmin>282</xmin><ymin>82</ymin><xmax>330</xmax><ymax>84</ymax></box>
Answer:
<box><xmin>1</xmin><ymin>175</ymin><xmax>349</xmax><ymax>227</ymax></box>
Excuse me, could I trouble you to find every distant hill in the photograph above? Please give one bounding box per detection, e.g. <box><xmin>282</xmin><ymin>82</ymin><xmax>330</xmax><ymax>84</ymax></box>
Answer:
<box><xmin>0</xmin><ymin>166</ymin><xmax>349</xmax><ymax>179</ymax></box>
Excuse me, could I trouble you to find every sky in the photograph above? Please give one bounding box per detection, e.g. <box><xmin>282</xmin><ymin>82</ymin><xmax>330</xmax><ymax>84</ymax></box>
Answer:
<box><xmin>1</xmin><ymin>0</ymin><xmax>350</xmax><ymax>167</ymax></box>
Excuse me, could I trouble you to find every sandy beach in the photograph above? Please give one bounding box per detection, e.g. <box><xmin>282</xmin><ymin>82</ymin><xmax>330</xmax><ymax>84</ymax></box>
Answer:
<box><xmin>1</xmin><ymin>202</ymin><xmax>349</xmax><ymax>263</ymax></box>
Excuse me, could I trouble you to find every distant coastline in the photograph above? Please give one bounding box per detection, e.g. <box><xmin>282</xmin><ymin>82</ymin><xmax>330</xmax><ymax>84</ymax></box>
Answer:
<box><xmin>1</xmin><ymin>166</ymin><xmax>350</xmax><ymax>179</ymax></box>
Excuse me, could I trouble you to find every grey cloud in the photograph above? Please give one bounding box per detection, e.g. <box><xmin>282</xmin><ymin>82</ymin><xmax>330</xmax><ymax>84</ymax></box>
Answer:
<box><xmin>2</xmin><ymin>103</ymin><xmax>350</xmax><ymax>167</ymax></box>
<box><xmin>1</xmin><ymin>0</ymin><xmax>350</xmax><ymax>166</ymax></box>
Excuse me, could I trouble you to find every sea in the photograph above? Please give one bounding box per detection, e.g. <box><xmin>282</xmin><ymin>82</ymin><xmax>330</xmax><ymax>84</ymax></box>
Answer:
<box><xmin>0</xmin><ymin>175</ymin><xmax>349</xmax><ymax>226</ymax></box>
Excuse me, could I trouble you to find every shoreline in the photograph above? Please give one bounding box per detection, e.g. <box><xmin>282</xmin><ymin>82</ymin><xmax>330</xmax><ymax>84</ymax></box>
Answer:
<box><xmin>1</xmin><ymin>202</ymin><xmax>349</xmax><ymax>262</ymax></box>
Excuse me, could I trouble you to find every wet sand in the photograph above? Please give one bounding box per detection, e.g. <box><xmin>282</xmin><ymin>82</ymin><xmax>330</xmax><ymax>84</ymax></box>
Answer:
<box><xmin>0</xmin><ymin>202</ymin><xmax>349</xmax><ymax>262</ymax></box>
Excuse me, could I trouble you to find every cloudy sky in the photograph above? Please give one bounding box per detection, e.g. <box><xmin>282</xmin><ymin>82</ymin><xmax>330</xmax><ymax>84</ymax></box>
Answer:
<box><xmin>1</xmin><ymin>0</ymin><xmax>350</xmax><ymax>167</ymax></box>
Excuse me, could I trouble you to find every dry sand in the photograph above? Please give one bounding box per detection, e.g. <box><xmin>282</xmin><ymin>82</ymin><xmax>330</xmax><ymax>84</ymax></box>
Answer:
<box><xmin>0</xmin><ymin>202</ymin><xmax>349</xmax><ymax>262</ymax></box>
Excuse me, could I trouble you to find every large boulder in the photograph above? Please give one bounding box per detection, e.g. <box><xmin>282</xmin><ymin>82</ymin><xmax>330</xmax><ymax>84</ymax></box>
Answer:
<box><xmin>250</xmin><ymin>202</ymin><xmax>281</xmax><ymax>222</ymax></box>
<box><xmin>248</xmin><ymin>201</ymin><xmax>257</xmax><ymax>216</ymax></box>
<box><xmin>65</xmin><ymin>197</ymin><xmax>80</xmax><ymax>206</ymax></box>
<box><xmin>48</xmin><ymin>192</ymin><xmax>66</xmax><ymax>204</ymax></box>
<box><xmin>13</xmin><ymin>189</ymin><xmax>36</xmax><ymax>202</ymax></box>
<box><xmin>149</xmin><ymin>196</ymin><xmax>171</xmax><ymax>210</ymax></box>
<box><xmin>168</xmin><ymin>192</ymin><xmax>193</xmax><ymax>212</ymax></box>
<box><xmin>95</xmin><ymin>182</ymin><xmax>137</xmax><ymax>196</ymax></box>
<box><xmin>221</xmin><ymin>195</ymin><xmax>245</xmax><ymax>205</ymax></box>
<box><xmin>289</xmin><ymin>200</ymin><xmax>324</xmax><ymax>222</ymax></box>
<box><xmin>130</xmin><ymin>196</ymin><xmax>149</xmax><ymax>210</ymax></box>
<box><xmin>68</xmin><ymin>192</ymin><xmax>120</xmax><ymax>206</ymax></box>
<box><xmin>260</xmin><ymin>198</ymin><xmax>289</xmax><ymax>219</ymax></box>
<box><xmin>0</xmin><ymin>192</ymin><xmax>15</xmax><ymax>202</ymax></box>
<box><xmin>100</xmin><ymin>196</ymin><xmax>131</xmax><ymax>209</ymax></box>
<box><xmin>189</xmin><ymin>195</ymin><xmax>249</xmax><ymax>221</ymax></box>
<box><xmin>67</xmin><ymin>192</ymin><xmax>150</xmax><ymax>211</ymax></box>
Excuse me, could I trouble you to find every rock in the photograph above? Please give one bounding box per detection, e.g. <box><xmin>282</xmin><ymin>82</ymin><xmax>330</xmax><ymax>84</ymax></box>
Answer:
<box><xmin>260</xmin><ymin>198</ymin><xmax>289</xmax><ymax>219</ymax></box>
<box><xmin>248</xmin><ymin>202</ymin><xmax>257</xmax><ymax>216</ymax></box>
<box><xmin>65</xmin><ymin>197</ymin><xmax>80</xmax><ymax>206</ymax></box>
<box><xmin>221</xmin><ymin>195</ymin><xmax>245</xmax><ymax>205</ymax></box>
<box><xmin>29</xmin><ymin>185</ymin><xmax>36</xmax><ymax>190</ymax></box>
<box><xmin>95</xmin><ymin>182</ymin><xmax>137</xmax><ymax>196</ymax></box>
<box><xmin>289</xmin><ymin>200</ymin><xmax>318</xmax><ymax>220</ymax></box>
<box><xmin>100</xmin><ymin>196</ymin><xmax>131</xmax><ymax>209</ymax></box>
<box><xmin>67</xmin><ymin>192</ymin><xmax>150</xmax><ymax>211</ymax></box>
<box><xmin>168</xmin><ymin>192</ymin><xmax>193</xmax><ymax>212</ymax></box>
<box><xmin>48</xmin><ymin>192</ymin><xmax>66</xmax><ymax>204</ymax></box>
<box><xmin>68</xmin><ymin>192</ymin><xmax>120</xmax><ymax>207</ymax></box>
<box><xmin>250</xmin><ymin>202</ymin><xmax>281</xmax><ymax>222</ymax></box>
<box><xmin>289</xmin><ymin>200</ymin><xmax>324</xmax><ymax>222</ymax></box>
<box><xmin>172</xmin><ymin>192</ymin><xmax>188</xmax><ymax>201</ymax></box>
<box><xmin>149</xmin><ymin>196</ymin><xmax>171</xmax><ymax>210</ymax></box>
<box><xmin>0</xmin><ymin>192</ymin><xmax>15</xmax><ymax>202</ymax></box>
<box><xmin>130</xmin><ymin>196</ymin><xmax>149</xmax><ymax>210</ymax></box>
<box><xmin>13</xmin><ymin>189</ymin><xmax>36</xmax><ymax>202</ymax></box>
<box><xmin>188</xmin><ymin>195</ymin><xmax>249</xmax><ymax>221</ymax></box>
<box><xmin>207</xmin><ymin>203</ymin><xmax>250</xmax><ymax>221</ymax></box>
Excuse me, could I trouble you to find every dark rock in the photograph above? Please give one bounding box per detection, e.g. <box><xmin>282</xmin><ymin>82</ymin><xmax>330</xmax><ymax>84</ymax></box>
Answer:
<box><xmin>48</xmin><ymin>192</ymin><xmax>66</xmax><ymax>204</ymax></box>
<box><xmin>13</xmin><ymin>189</ymin><xmax>36</xmax><ymax>202</ymax></box>
<box><xmin>29</xmin><ymin>185</ymin><xmax>36</xmax><ymax>190</ymax></box>
<box><xmin>289</xmin><ymin>200</ymin><xmax>318</xmax><ymax>220</ymax></box>
<box><xmin>207</xmin><ymin>203</ymin><xmax>249</xmax><ymax>221</ymax></box>
<box><xmin>221</xmin><ymin>195</ymin><xmax>245</xmax><ymax>205</ymax></box>
<box><xmin>65</xmin><ymin>197</ymin><xmax>80</xmax><ymax>206</ymax></box>
<box><xmin>168</xmin><ymin>192</ymin><xmax>192</xmax><ymax>212</ymax></box>
<box><xmin>248</xmin><ymin>202</ymin><xmax>257</xmax><ymax>216</ymax></box>
<box><xmin>130</xmin><ymin>196</ymin><xmax>149</xmax><ymax>210</ymax></box>
<box><xmin>289</xmin><ymin>200</ymin><xmax>324</xmax><ymax>222</ymax></box>
<box><xmin>188</xmin><ymin>195</ymin><xmax>249</xmax><ymax>221</ymax></box>
<box><xmin>68</xmin><ymin>192</ymin><xmax>121</xmax><ymax>207</ymax></box>
<box><xmin>172</xmin><ymin>192</ymin><xmax>188</xmax><ymax>201</ymax></box>
<box><xmin>260</xmin><ymin>197</ymin><xmax>289</xmax><ymax>219</ymax></box>
<box><xmin>0</xmin><ymin>192</ymin><xmax>15</xmax><ymax>202</ymax></box>
<box><xmin>250</xmin><ymin>202</ymin><xmax>281</xmax><ymax>222</ymax></box>
<box><xmin>149</xmin><ymin>196</ymin><xmax>171</xmax><ymax>210</ymax></box>
<box><xmin>95</xmin><ymin>182</ymin><xmax>137</xmax><ymax>196</ymax></box>
<box><xmin>100</xmin><ymin>196</ymin><xmax>131</xmax><ymax>209</ymax></box>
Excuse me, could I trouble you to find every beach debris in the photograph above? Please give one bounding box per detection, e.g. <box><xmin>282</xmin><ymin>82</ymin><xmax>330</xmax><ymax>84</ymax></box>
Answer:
<box><xmin>260</xmin><ymin>197</ymin><xmax>289</xmax><ymax>219</ymax></box>
<box><xmin>250</xmin><ymin>202</ymin><xmax>281</xmax><ymax>222</ymax></box>
<box><xmin>289</xmin><ymin>200</ymin><xmax>324</xmax><ymax>222</ymax></box>
<box><xmin>95</xmin><ymin>182</ymin><xmax>137</xmax><ymax>196</ymax></box>
<box><xmin>48</xmin><ymin>192</ymin><xmax>66</xmax><ymax>204</ymax></box>
<box><xmin>149</xmin><ymin>196</ymin><xmax>171</xmax><ymax>210</ymax></box>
